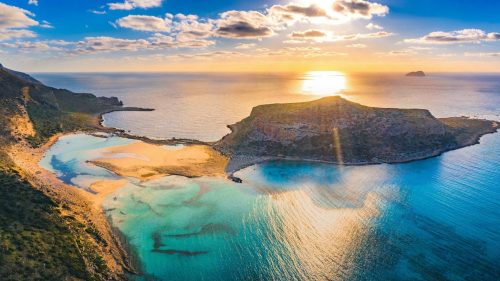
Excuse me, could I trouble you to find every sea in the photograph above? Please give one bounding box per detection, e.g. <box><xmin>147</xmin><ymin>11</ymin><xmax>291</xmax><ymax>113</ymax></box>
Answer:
<box><xmin>35</xmin><ymin>72</ymin><xmax>500</xmax><ymax>281</ymax></box>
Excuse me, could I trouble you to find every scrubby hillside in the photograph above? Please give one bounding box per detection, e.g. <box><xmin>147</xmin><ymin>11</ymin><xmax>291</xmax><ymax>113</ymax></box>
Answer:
<box><xmin>215</xmin><ymin>96</ymin><xmax>497</xmax><ymax>172</ymax></box>
<box><xmin>0</xmin><ymin>65</ymin><xmax>139</xmax><ymax>280</ymax></box>
<box><xmin>0</xmin><ymin>64</ymin><xmax>132</xmax><ymax>146</ymax></box>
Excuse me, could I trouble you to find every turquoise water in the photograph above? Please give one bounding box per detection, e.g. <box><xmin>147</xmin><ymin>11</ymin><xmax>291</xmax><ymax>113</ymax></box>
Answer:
<box><xmin>41</xmin><ymin>132</ymin><xmax>500</xmax><ymax>281</ymax></box>
<box><xmin>35</xmin><ymin>72</ymin><xmax>500</xmax><ymax>280</ymax></box>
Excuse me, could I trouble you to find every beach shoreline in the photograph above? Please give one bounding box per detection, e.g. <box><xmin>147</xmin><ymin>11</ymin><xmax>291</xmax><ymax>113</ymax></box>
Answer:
<box><xmin>7</xmin><ymin>132</ymin><xmax>137</xmax><ymax>279</ymax></box>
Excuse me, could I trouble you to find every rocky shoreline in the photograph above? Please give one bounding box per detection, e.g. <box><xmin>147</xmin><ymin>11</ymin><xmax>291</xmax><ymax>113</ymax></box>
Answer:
<box><xmin>215</xmin><ymin>97</ymin><xmax>499</xmax><ymax>179</ymax></box>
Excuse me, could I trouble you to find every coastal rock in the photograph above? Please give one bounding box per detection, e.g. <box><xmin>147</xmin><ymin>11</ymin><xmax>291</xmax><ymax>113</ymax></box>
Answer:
<box><xmin>0</xmin><ymin>63</ymin><xmax>152</xmax><ymax>145</ymax></box>
<box><xmin>215</xmin><ymin>96</ymin><xmax>497</xmax><ymax>173</ymax></box>
<box><xmin>406</xmin><ymin>71</ymin><xmax>426</xmax><ymax>77</ymax></box>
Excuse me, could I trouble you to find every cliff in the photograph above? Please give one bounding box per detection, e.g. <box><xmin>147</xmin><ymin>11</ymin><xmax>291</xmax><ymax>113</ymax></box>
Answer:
<box><xmin>215</xmin><ymin>96</ymin><xmax>497</xmax><ymax>173</ymax></box>
<box><xmin>0</xmin><ymin>64</ymin><xmax>151</xmax><ymax>146</ymax></box>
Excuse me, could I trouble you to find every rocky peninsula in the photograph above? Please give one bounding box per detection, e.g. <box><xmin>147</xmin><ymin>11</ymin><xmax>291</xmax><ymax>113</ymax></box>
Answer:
<box><xmin>215</xmin><ymin>96</ymin><xmax>498</xmax><ymax>174</ymax></box>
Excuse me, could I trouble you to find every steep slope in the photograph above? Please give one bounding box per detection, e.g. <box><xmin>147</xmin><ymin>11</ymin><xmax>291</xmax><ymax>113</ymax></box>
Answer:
<box><xmin>0</xmin><ymin>65</ymin><xmax>142</xmax><ymax>280</ymax></box>
<box><xmin>0</xmin><ymin>64</ymin><xmax>148</xmax><ymax>146</ymax></box>
<box><xmin>215</xmin><ymin>96</ymin><xmax>497</xmax><ymax>172</ymax></box>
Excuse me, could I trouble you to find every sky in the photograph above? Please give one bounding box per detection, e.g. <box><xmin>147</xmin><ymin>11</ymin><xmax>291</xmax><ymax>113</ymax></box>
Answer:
<box><xmin>0</xmin><ymin>0</ymin><xmax>499</xmax><ymax>72</ymax></box>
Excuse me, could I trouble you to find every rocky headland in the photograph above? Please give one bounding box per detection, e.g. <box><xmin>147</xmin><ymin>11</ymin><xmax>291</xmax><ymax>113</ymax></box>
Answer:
<box><xmin>215</xmin><ymin>96</ymin><xmax>498</xmax><ymax>174</ymax></box>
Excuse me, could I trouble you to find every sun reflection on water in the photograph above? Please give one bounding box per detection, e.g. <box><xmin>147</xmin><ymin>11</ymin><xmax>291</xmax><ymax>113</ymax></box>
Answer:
<box><xmin>301</xmin><ymin>71</ymin><xmax>347</xmax><ymax>96</ymax></box>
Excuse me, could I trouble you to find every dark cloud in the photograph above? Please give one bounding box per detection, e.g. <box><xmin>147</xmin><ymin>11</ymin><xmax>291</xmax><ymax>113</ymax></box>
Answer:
<box><xmin>216</xmin><ymin>21</ymin><xmax>273</xmax><ymax>38</ymax></box>
<box><xmin>332</xmin><ymin>0</ymin><xmax>388</xmax><ymax>18</ymax></box>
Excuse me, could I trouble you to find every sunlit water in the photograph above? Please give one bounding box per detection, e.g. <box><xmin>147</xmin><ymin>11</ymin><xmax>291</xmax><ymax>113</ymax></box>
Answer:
<box><xmin>36</xmin><ymin>72</ymin><xmax>500</xmax><ymax>280</ymax></box>
<box><xmin>34</xmin><ymin>72</ymin><xmax>500</xmax><ymax>141</ymax></box>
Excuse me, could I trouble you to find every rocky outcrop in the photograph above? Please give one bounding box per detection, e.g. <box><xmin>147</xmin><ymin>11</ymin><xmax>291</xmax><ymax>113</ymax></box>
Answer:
<box><xmin>215</xmin><ymin>96</ymin><xmax>497</xmax><ymax>173</ymax></box>
<box><xmin>0</xmin><ymin>63</ymin><xmax>152</xmax><ymax>145</ymax></box>
<box><xmin>406</xmin><ymin>71</ymin><xmax>426</xmax><ymax>77</ymax></box>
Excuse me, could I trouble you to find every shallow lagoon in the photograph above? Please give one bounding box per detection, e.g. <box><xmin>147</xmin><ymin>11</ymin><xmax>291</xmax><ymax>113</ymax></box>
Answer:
<box><xmin>41</xmin><ymin>132</ymin><xmax>500</xmax><ymax>281</ymax></box>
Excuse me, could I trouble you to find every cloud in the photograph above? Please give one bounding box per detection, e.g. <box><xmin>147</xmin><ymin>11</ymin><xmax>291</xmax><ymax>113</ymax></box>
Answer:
<box><xmin>39</xmin><ymin>20</ymin><xmax>53</xmax><ymax>28</ymax></box>
<box><xmin>116</xmin><ymin>15</ymin><xmax>172</xmax><ymax>32</ymax></box>
<box><xmin>289</xmin><ymin>29</ymin><xmax>327</xmax><ymax>38</ymax></box>
<box><xmin>332</xmin><ymin>0</ymin><xmax>389</xmax><ymax>19</ymax></box>
<box><xmin>287</xmin><ymin>30</ymin><xmax>392</xmax><ymax>44</ymax></box>
<box><xmin>108</xmin><ymin>0</ymin><xmax>163</xmax><ymax>10</ymax></box>
<box><xmin>347</xmin><ymin>43</ymin><xmax>367</xmax><ymax>48</ymax></box>
<box><xmin>405</xmin><ymin>29</ymin><xmax>500</xmax><ymax>44</ymax></box>
<box><xmin>339</xmin><ymin>31</ymin><xmax>393</xmax><ymax>40</ymax></box>
<box><xmin>149</xmin><ymin>33</ymin><xmax>215</xmax><ymax>48</ymax></box>
<box><xmin>169</xmin><ymin>51</ymin><xmax>244</xmax><ymax>60</ymax></box>
<box><xmin>0</xmin><ymin>3</ymin><xmax>39</xmax><ymax>41</ymax></box>
<box><xmin>174</xmin><ymin>14</ymin><xmax>214</xmax><ymax>40</ymax></box>
<box><xmin>235</xmin><ymin>43</ymin><xmax>256</xmax><ymax>49</ymax></box>
<box><xmin>366</xmin><ymin>23</ymin><xmax>383</xmax><ymax>30</ymax></box>
<box><xmin>283</xmin><ymin>39</ymin><xmax>309</xmax><ymax>44</ymax></box>
<box><xmin>215</xmin><ymin>11</ymin><xmax>274</xmax><ymax>39</ymax></box>
<box><xmin>487</xmin><ymin>33</ymin><xmax>500</xmax><ymax>40</ymax></box>
<box><xmin>464</xmin><ymin>52</ymin><xmax>500</xmax><ymax>57</ymax></box>
<box><xmin>0</xmin><ymin>29</ymin><xmax>36</xmax><ymax>41</ymax></box>
<box><xmin>1</xmin><ymin>41</ymin><xmax>62</xmax><ymax>52</ymax></box>
<box><xmin>28</xmin><ymin>0</ymin><xmax>38</xmax><ymax>6</ymax></box>
<box><xmin>72</xmin><ymin>37</ymin><xmax>150</xmax><ymax>54</ymax></box>
<box><xmin>0</xmin><ymin>3</ymin><xmax>38</xmax><ymax>29</ymax></box>
<box><xmin>258</xmin><ymin>46</ymin><xmax>347</xmax><ymax>58</ymax></box>
<box><xmin>268</xmin><ymin>3</ymin><xmax>328</xmax><ymax>25</ymax></box>
<box><xmin>90</xmin><ymin>10</ymin><xmax>107</xmax><ymax>15</ymax></box>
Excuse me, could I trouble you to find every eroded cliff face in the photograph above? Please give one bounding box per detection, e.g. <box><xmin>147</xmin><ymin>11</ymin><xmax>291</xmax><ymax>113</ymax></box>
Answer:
<box><xmin>215</xmin><ymin>96</ymin><xmax>497</xmax><ymax>170</ymax></box>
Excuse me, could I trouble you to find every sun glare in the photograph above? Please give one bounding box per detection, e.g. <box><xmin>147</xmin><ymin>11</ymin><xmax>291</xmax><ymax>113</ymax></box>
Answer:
<box><xmin>301</xmin><ymin>71</ymin><xmax>347</xmax><ymax>96</ymax></box>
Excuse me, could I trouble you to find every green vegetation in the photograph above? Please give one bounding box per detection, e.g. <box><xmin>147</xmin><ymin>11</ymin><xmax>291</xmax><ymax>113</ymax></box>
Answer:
<box><xmin>0</xmin><ymin>66</ymin><xmax>126</xmax><ymax>280</ymax></box>
<box><xmin>0</xmin><ymin>153</ymin><xmax>110</xmax><ymax>280</ymax></box>
<box><xmin>25</xmin><ymin>102</ymin><xmax>97</xmax><ymax>146</ymax></box>
<box><xmin>0</xmin><ymin>67</ymin><xmax>124</xmax><ymax>147</ymax></box>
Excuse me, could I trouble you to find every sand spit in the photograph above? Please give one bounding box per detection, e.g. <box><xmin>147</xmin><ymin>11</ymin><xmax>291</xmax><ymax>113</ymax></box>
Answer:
<box><xmin>90</xmin><ymin>141</ymin><xmax>228</xmax><ymax>181</ymax></box>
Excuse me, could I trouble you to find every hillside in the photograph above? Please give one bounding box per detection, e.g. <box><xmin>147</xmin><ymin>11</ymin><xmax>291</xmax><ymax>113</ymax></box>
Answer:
<box><xmin>215</xmin><ymin>96</ymin><xmax>498</xmax><ymax>173</ymax></box>
<box><xmin>0</xmin><ymin>64</ymin><xmax>149</xmax><ymax>146</ymax></box>
<box><xmin>0</xmin><ymin>64</ymin><xmax>143</xmax><ymax>280</ymax></box>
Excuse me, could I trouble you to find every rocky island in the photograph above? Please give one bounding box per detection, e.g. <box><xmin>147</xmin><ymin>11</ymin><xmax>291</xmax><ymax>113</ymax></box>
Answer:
<box><xmin>215</xmin><ymin>96</ymin><xmax>498</xmax><ymax>174</ymax></box>
<box><xmin>406</xmin><ymin>71</ymin><xmax>426</xmax><ymax>77</ymax></box>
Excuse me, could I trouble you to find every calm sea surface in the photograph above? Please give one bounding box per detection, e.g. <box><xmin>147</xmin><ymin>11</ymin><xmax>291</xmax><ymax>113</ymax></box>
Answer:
<box><xmin>34</xmin><ymin>72</ymin><xmax>500</xmax><ymax>141</ymax></box>
<box><xmin>36</xmin><ymin>72</ymin><xmax>500</xmax><ymax>281</ymax></box>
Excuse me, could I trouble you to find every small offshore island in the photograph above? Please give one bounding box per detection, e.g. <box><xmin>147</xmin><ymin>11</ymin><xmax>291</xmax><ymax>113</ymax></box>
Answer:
<box><xmin>0</xmin><ymin>64</ymin><xmax>498</xmax><ymax>280</ymax></box>
<box><xmin>406</xmin><ymin>71</ymin><xmax>426</xmax><ymax>77</ymax></box>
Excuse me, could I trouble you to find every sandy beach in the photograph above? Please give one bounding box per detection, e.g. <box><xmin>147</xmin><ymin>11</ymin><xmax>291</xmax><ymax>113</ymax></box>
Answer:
<box><xmin>90</xmin><ymin>141</ymin><xmax>228</xmax><ymax>181</ymax></box>
<box><xmin>7</xmin><ymin>133</ymin><xmax>134</xmax><ymax>279</ymax></box>
<box><xmin>6</xmin><ymin>130</ymin><xmax>230</xmax><ymax>278</ymax></box>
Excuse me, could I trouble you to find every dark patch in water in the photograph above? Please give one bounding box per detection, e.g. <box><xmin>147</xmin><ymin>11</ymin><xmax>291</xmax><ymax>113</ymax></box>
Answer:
<box><xmin>152</xmin><ymin>232</ymin><xmax>165</xmax><ymax>249</ymax></box>
<box><xmin>152</xmin><ymin>249</ymin><xmax>208</xmax><ymax>256</ymax></box>
<box><xmin>50</xmin><ymin>156</ymin><xmax>81</xmax><ymax>184</ymax></box>
<box><xmin>166</xmin><ymin>223</ymin><xmax>236</xmax><ymax>238</ymax></box>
